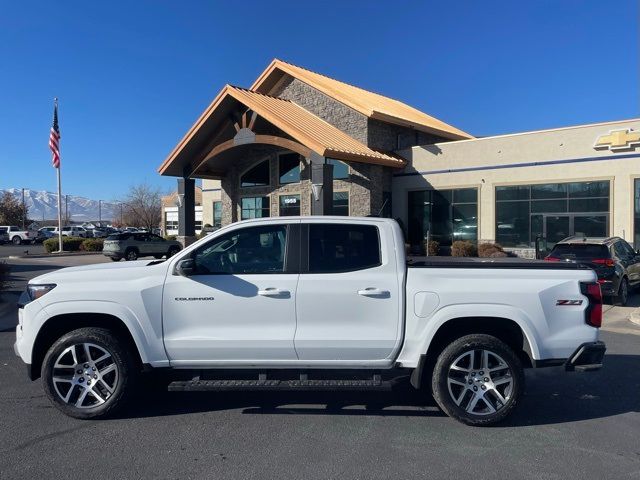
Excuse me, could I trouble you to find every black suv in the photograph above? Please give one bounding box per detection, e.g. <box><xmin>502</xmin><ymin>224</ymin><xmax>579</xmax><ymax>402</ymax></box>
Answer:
<box><xmin>545</xmin><ymin>236</ymin><xmax>640</xmax><ymax>305</ymax></box>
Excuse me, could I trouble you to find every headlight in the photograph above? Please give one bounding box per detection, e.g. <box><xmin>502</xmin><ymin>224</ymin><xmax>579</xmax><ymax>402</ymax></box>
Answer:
<box><xmin>27</xmin><ymin>284</ymin><xmax>56</xmax><ymax>302</ymax></box>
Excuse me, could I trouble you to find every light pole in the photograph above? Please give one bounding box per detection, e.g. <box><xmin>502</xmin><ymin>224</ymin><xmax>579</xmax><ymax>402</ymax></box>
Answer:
<box><xmin>21</xmin><ymin>188</ymin><xmax>26</xmax><ymax>230</ymax></box>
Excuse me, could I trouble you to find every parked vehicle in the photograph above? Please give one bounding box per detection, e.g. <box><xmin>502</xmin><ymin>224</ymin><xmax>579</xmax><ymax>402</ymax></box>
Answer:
<box><xmin>0</xmin><ymin>226</ymin><xmax>36</xmax><ymax>245</ymax></box>
<box><xmin>35</xmin><ymin>227</ymin><xmax>56</xmax><ymax>243</ymax></box>
<box><xmin>102</xmin><ymin>232</ymin><xmax>182</xmax><ymax>261</ymax></box>
<box><xmin>545</xmin><ymin>236</ymin><xmax>640</xmax><ymax>305</ymax></box>
<box><xmin>0</xmin><ymin>227</ymin><xmax>8</xmax><ymax>244</ymax></box>
<box><xmin>55</xmin><ymin>226</ymin><xmax>88</xmax><ymax>238</ymax></box>
<box><xmin>14</xmin><ymin>217</ymin><xmax>605</xmax><ymax>425</ymax></box>
<box><xmin>91</xmin><ymin>228</ymin><xmax>108</xmax><ymax>238</ymax></box>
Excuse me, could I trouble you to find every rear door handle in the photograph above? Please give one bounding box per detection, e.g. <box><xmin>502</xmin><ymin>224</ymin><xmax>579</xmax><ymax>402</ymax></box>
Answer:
<box><xmin>258</xmin><ymin>287</ymin><xmax>290</xmax><ymax>297</ymax></box>
<box><xmin>357</xmin><ymin>287</ymin><xmax>389</xmax><ymax>297</ymax></box>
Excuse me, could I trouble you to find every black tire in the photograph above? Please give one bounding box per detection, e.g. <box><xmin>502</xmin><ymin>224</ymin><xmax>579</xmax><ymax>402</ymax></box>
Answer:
<box><xmin>12</xmin><ymin>236</ymin><xmax>21</xmax><ymax>245</ymax></box>
<box><xmin>431</xmin><ymin>334</ymin><xmax>524</xmax><ymax>426</ymax></box>
<box><xmin>167</xmin><ymin>246</ymin><xmax>179</xmax><ymax>258</ymax></box>
<box><xmin>614</xmin><ymin>277</ymin><xmax>629</xmax><ymax>306</ymax></box>
<box><xmin>153</xmin><ymin>254</ymin><xmax>164</xmax><ymax>259</ymax></box>
<box><xmin>41</xmin><ymin>327</ymin><xmax>138</xmax><ymax>419</ymax></box>
<box><xmin>109</xmin><ymin>257</ymin><xmax>121</xmax><ymax>262</ymax></box>
<box><xmin>125</xmin><ymin>248</ymin><xmax>138</xmax><ymax>261</ymax></box>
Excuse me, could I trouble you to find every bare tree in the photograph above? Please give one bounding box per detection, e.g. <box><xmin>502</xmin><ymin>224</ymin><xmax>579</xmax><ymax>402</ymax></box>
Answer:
<box><xmin>117</xmin><ymin>183</ymin><xmax>163</xmax><ymax>231</ymax></box>
<box><xmin>0</xmin><ymin>191</ymin><xmax>29</xmax><ymax>226</ymax></box>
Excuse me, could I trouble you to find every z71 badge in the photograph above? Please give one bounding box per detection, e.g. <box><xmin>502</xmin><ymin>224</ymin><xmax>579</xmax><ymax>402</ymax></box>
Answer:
<box><xmin>556</xmin><ymin>299</ymin><xmax>583</xmax><ymax>306</ymax></box>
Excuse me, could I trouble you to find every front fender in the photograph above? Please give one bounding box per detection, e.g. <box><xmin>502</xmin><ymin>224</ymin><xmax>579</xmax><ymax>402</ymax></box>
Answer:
<box><xmin>29</xmin><ymin>300</ymin><xmax>169</xmax><ymax>367</ymax></box>
<box><xmin>395</xmin><ymin>303</ymin><xmax>541</xmax><ymax>368</ymax></box>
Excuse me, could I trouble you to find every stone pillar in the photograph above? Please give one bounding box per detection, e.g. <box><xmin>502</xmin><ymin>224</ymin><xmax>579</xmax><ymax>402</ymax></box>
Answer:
<box><xmin>310</xmin><ymin>155</ymin><xmax>333</xmax><ymax>215</ymax></box>
<box><xmin>177</xmin><ymin>177</ymin><xmax>197</xmax><ymax>247</ymax></box>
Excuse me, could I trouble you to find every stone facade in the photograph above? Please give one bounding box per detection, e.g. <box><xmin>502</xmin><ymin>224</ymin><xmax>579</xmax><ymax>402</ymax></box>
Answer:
<box><xmin>273</xmin><ymin>77</ymin><xmax>368</xmax><ymax>144</ymax></box>
<box><xmin>200</xmin><ymin>74</ymin><xmax>446</xmax><ymax>226</ymax></box>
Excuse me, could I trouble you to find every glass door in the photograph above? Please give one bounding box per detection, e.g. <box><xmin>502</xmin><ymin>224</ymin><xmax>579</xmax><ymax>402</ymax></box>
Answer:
<box><xmin>542</xmin><ymin>215</ymin><xmax>571</xmax><ymax>250</ymax></box>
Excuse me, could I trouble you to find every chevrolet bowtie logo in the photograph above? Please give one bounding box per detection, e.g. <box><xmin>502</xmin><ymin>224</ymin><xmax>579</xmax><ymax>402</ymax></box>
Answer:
<box><xmin>594</xmin><ymin>128</ymin><xmax>640</xmax><ymax>151</ymax></box>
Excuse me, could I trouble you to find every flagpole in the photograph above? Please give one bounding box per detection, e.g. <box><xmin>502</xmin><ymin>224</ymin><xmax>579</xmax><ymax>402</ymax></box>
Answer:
<box><xmin>54</xmin><ymin>98</ymin><xmax>64</xmax><ymax>253</ymax></box>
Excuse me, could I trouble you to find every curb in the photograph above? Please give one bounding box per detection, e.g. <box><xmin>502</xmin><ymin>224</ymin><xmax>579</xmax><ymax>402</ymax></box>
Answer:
<box><xmin>630</xmin><ymin>308</ymin><xmax>640</xmax><ymax>327</ymax></box>
<box><xmin>5</xmin><ymin>252</ymin><xmax>102</xmax><ymax>259</ymax></box>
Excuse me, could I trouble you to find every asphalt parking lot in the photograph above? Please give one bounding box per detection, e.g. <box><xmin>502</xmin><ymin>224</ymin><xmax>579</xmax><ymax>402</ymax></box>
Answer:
<box><xmin>0</xmin><ymin>255</ymin><xmax>639</xmax><ymax>479</ymax></box>
<box><xmin>0</xmin><ymin>243</ymin><xmax>47</xmax><ymax>258</ymax></box>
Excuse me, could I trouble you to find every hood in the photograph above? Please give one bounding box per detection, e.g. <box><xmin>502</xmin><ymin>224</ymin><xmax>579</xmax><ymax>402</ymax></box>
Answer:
<box><xmin>30</xmin><ymin>259</ymin><xmax>167</xmax><ymax>285</ymax></box>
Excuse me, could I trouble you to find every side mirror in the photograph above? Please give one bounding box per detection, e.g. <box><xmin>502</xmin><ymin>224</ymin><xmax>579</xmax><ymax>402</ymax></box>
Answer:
<box><xmin>175</xmin><ymin>258</ymin><xmax>195</xmax><ymax>277</ymax></box>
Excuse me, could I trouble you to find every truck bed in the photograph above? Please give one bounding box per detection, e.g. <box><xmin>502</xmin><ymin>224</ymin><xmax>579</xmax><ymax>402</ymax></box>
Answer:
<box><xmin>407</xmin><ymin>256</ymin><xmax>589</xmax><ymax>270</ymax></box>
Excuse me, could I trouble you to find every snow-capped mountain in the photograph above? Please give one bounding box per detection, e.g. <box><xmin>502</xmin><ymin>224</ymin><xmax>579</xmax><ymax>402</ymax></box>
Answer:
<box><xmin>2</xmin><ymin>188</ymin><xmax>118</xmax><ymax>221</ymax></box>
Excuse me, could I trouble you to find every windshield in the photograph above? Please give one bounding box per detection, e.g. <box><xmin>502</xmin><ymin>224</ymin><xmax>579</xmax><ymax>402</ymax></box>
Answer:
<box><xmin>549</xmin><ymin>243</ymin><xmax>609</xmax><ymax>259</ymax></box>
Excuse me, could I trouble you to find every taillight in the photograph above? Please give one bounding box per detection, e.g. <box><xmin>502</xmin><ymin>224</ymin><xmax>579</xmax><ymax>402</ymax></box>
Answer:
<box><xmin>544</xmin><ymin>256</ymin><xmax>561</xmax><ymax>262</ymax></box>
<box><xmin>580</xmin><ymin>281</ymin><xmax>602</xmax><ymax>328</ymax></box>
<box><xmin>592</xmin><ymin>258</ymin><xmax>615</xmax><ymax>267</ymax></box>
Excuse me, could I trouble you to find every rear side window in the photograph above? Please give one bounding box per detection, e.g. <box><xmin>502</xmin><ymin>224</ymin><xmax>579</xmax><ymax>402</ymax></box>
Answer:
<box><xmin>308</xmin><ymin>224</ymin><xmax>381</xmax><ymax>273</ymax></box>
<box><xmin>106</xmin><ymin>233</ymin><xmax>131</xmax><ymax>240</ymax></box>
<box><xmin>549</xmin><ymin>243</ymin><xmax>609</xmax><ymax>259</ymax></box>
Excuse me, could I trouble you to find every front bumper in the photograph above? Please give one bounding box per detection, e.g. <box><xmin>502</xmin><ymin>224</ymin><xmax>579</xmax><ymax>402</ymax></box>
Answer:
<box><xmin>565</xmin><ymin>341</ymin><xmax>606</xmax><ymax>372</ymax></box>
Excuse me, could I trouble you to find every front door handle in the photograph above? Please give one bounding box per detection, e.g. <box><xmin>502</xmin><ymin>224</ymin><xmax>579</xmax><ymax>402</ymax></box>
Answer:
<box><xmin>357</xmin><ymin>287</ymin><xmax>390</xmax><ymax>297</ymax></box>
<box><xmin>258</xmin><ymin>287</ymin><xmax>290</xmax><ymax>297</ymax></box>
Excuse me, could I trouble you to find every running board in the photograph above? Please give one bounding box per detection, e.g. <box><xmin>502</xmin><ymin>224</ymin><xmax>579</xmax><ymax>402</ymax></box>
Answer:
<box><xmin>168</xmin><ymin>375</ymin><xmax>390</xmax><ymax>392</ymax></box>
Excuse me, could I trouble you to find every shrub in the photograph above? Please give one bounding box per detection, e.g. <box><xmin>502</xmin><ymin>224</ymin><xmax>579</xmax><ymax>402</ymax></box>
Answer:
<box><xmin>478</xmin><ymin>242</ymin><xmax>505</xmax><ymax>258</ymax></box>
<box><xmin>489</xmin><ymin>251</ymin><xmax>509</xmax><ymax>258</ymax></box>
<box><xmin>451</xmin><ymin>240</ymin><xmax>477</xmax><ymax>257</ymax></box>
<box><xmin>424</xmin><ymin>239</ymin><xmax>440</xmax><ymax>256</ymax></box>
<box><xmin>0</xmin><ymin>261</ymin><xmax>10</xmax><ymax>291</ymax></box>
<box><xmin>43</xmin><ymin>236</ymin><xmax>85</xmax><ymax>253</ymax></box>
<box><xmin>80</xmin><ymin>238</ymin><xmax>104</xmax><ymax>251</ymax></box>
<box><xmin>164</xmin><ymin>235</ymin><xmax>177</xmax><ymax>241</ymax></box>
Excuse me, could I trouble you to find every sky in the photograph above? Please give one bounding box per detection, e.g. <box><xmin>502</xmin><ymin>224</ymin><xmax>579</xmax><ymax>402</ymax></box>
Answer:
<box><xmin>0</xmin><ymin>0</ymin><xmax>637</xmax><ymax>201</ymax></box>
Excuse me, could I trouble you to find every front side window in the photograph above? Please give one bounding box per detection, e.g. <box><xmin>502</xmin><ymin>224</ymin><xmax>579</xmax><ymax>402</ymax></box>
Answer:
<box><xmin>193</xmin><ymin>225</ymin><xmax>287</xmax><ymax>275</ymax></box>
<box><xmin>308</xmin><ymin>224</ymin><xmax>381</xmax><ymax>273</ymax></box>
<box><xmin>279</xmin><ymin>194</ymin><xmax>300</xmax><ymax>216</ymax></box>
<box><xmin>241</xmin><ymin>197</ymin><xmax>270</xmax><ymax>220</ymax></box>
<box><xmin>279</xmin><ymin>153</ymin><xmax>301</xmax><ymax>184</ymax></box>
<box><xmin>240</xmin><ymin>159</ymin><xmax>270</xmax><ymax>187</ymax></box>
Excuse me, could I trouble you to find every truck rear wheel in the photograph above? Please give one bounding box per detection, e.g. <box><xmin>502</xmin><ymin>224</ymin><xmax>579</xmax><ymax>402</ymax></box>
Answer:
<box><xmin>431</xmin><ymin>334</ymin><xmax>524</xmax><ymax>426</ymax></box>
<box><xmin>41</xmin><ymin>327</ymin><xmax>138</xmax><ymax>419</ymax></box>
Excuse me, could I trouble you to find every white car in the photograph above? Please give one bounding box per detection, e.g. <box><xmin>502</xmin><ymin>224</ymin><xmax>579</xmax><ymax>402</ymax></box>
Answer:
<box><xmin>14</xmin><ymin>217</ymin><xmax>605</xmax><ymax>425</ymax></box>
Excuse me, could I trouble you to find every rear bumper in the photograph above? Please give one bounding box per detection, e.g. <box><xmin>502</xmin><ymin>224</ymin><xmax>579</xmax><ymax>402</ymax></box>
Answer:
<box><xmin>565</xmin><ymin>341</ymin><xmax>606</xmax><ymax>372</ymax></box>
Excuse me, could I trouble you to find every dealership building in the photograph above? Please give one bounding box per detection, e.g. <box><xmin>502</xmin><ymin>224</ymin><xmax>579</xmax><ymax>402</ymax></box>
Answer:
<box><xmin>158</xmin><ymin>59</ymin><xmax>640</xmax><ymax>256</ymax></box>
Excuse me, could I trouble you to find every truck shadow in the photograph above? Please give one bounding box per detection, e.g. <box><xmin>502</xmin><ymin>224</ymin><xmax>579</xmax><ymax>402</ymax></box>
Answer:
<box><xmin>119</xmin><ymin>352</ymin><xmax>639</xmax><ymax>426</ymax></box>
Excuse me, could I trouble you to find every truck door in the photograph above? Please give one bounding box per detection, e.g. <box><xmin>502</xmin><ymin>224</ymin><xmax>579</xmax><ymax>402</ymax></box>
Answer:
<box><xmin>162</xmin><ymin>222</ymin><xmax>300</xmax><ymax>365</ymax></box>
<box><xmin>294</xmin><ymin>221</ymin><xmax>402</xmax><ymax>364</ymax></box>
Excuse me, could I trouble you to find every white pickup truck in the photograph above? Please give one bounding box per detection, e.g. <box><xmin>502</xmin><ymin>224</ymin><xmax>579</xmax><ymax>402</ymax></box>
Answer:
<box><xmin>1</xmin><ymin>225</ymin><xmax>36</xmax><ymax>245</ymax></box>
<box><xmin>14</xmin><ymin>217</ymin><xmax>606</xmax><ymax>426</ymax></box>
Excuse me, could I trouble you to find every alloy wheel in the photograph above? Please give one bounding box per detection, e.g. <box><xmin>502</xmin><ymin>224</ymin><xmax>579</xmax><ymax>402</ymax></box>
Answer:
<box><xmin>446</xmin><ymin>349</ymin><xmax>513</xmax><ymax>416</ymax></box>
<box><xmin>51</xmin><ymin>343</ymin><xmax>119</xmax><ymax>409</ymax></box>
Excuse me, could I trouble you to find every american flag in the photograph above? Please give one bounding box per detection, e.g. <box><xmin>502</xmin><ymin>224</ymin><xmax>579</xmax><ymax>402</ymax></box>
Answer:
<box><xmin>49</xmin><ymin>100</ymin><xmax>61</xmax><ymax>168</ymax></box>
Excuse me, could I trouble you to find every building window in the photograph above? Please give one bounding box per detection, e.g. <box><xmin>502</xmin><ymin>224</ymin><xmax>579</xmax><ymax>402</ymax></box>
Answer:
<box><xmin>213</xmin><ymin>201</ymin><xmax>222</xmax><ymax>227</ymax></box>
<box><xmin>240</xmin><ymin>159</ymin><xmax>270</xmax><ymax>187</ymax></box>
<box><xmin>165</xmin><ymin>211</ymin><xmax>178</xmax><ymax>231</ymax></box>
<box><xmin>634</xmin><ymin>179</ymin><xmax>640</xmax><ymax>249</ymax></box>
<box><xmin>333</xmin><ymin>192</ymin><xmax>349</xmax><ymax>216</ymax></box>
<box><xmin>241</xmin><ymin>197</ymin><xmax>270</xmax><ymax>219</ymax></box>
<box><xmin>279</xmin><ymin>194</ymin><xmax>301</xmax><ymax>216</ymax></box>
<box><xmin>327</xmin><ymin>159</ymin><xmax>349</xmax><ymax>180</ymax></box>
<box><xmin>408</xmin><ymin>188</ymin><xmax>478</xmax><ymax>247</ymax></box>
<box><xmin>495</xmin><ymin>180</ymin><xmax>610</xmax><ymax>248</ymax></box>
<box><xmin>279</xmin><ymin>153</ymin><xmax>301</xmax><ymax>184</ymax></box>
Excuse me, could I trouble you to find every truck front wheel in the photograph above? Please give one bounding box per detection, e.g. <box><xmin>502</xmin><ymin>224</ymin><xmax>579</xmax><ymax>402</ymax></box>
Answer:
<box><xmin>431</xmin><ymin>334</ymin><xmax>524</xmax><ymax>426</ymax></box>
<box><xmin>41</xmin><ymin>327</ymin><xmax>138</xmax><ymax>419</ymax></box>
